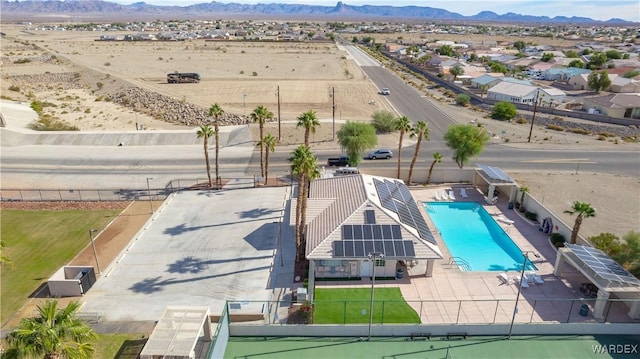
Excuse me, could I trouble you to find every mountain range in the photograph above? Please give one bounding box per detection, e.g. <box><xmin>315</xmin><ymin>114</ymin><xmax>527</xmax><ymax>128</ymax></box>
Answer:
<box><xmin>0</xmin><ymin>1</ymin><xmax>633</xmax><ymax>24</ymax></box>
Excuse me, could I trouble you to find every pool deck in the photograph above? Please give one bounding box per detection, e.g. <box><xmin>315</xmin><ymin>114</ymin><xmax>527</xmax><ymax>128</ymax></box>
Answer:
<box><xmin>317</xmin><ymin>185</ymin><xmax>635</xmax><ymax>324</ymax></box>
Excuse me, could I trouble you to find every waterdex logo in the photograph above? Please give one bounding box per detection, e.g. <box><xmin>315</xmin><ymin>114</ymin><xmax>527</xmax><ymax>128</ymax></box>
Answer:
<box><xmin>592</xmin><ymin>344</ymin><xmax>638</xmax><ymax>355</ymax></box>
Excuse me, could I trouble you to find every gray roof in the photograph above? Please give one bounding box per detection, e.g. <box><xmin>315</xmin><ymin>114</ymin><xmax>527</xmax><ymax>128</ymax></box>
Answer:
<box><xmin>303</xmin><ymin>174</ymin><xmax>442</xmax><ymax>260</ymax></box>
<box><xmin>487</xmin><ymin>81</ymin><xmax>538</xmax><ymax>98</ymax></box>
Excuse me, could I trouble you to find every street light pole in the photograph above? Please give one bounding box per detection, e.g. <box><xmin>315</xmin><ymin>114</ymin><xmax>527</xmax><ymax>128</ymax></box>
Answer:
<box><xmin>527</xmin><ymin>91</ymin><xmax>540</xmax><ymax>143</ymax></box>
<box><xmin>277</xmin><ymin>85</ymin><xmax>281</xmax><ymax>142</ymax></box>
<box><xmin>508</xmin><ymin>251</ymin><xmax>538</xmax><ymax>338</ymax></box>
<box><xmin>367</xmin><ymin>252</ymin><xmax>384</xmax><ymax>341</ymax></box>
<box><xmin>146</xmin><ymin>177</ymin><xmax>154</xmax><ymax>213</ymax></box>
<box><xmin>242</xmin><ymin>93</ymin><xmax>247</xmax><ymax>116</ymax></box>
<box><xmin>89</xmin><ymin>229</ymin><xmax>101</xmax><ymax>275</ymax></box>
<box><xmin>331</xmin><ymin>86</ymin><xmax>336</xmax><ymax>141</ymax></box>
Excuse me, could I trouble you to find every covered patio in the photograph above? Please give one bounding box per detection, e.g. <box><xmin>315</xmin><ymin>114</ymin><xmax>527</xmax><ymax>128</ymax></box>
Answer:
<box><xmin>555</xmin><ymin>243</ymin><xmax>640</xmax><ymax>319</ymax></box>
<box><xmin>472</xmin><ymin>164</ymin><xmax>519</xmax><ymax>205</ymax></box>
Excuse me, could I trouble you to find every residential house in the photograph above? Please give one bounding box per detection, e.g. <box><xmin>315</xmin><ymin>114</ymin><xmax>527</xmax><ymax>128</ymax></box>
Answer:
<box><xmin>537</xmin><ymin>87</ymin><xmax>567</xmax><ymax>106</ymax></box>
<box><xmin>543</xmin><ymin>67</ymin><xmax>591</xmax><ymax>81</ymax></box>
<box><xmin>487</xmin><ymin>82</ymin><xmax>538</xmax><ymax>104</ymax></box>
<box><xmin>568</xmin><ymin>73</ymin><xmax>590</xmax><ymax>90</ymax></box>
<box><xmin>296</xmin><ymin>174</ymin><xmax>443</xmax><ymax>301</ymax></box>
<box><xmin>609</xmin><ymin>77</ymin><xmax>640</xmax><ymax>93</ymax></box>
<box><xmin>470</xmin><ymin>73</ymin><xmax>504</xmax><ymax>89</ymax></box>
<box><xmin>582</xmin><ymin>93</ymin><xmax>640</xmax><ymax>119</ymax></box>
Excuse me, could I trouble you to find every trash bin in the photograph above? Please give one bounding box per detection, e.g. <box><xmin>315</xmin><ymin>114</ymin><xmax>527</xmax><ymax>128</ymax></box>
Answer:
<box><xmin>508</xmin><ymin>202</ymin><xmax>514</xmax><ymax>210</ymax></box>
<box><xmin>579</xmin><ymin>304</ymin><xmax>589</xmax><ymax>316</ymax></box>
<box><xmin>396</xmin><ymin>268</ymin><xmax>404</xmax><ymax>279</ymax></box>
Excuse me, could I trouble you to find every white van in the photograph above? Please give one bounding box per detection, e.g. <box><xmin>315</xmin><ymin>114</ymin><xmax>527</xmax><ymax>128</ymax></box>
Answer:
<box><xmin>334</xmin><ymin>167</ymin><xmax>360</xmax><ymax>176</ymax></box>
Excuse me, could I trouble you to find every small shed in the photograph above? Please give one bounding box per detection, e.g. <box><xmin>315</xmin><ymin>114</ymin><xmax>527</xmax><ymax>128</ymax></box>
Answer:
<box><xmin>47</xmin><ymin>266</ymin><xmax>96</xmax><ymax>297</ymax></box>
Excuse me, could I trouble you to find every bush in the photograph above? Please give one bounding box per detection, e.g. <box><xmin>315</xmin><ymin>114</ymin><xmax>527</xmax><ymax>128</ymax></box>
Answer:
<box><xmin>370</xmin><ymin>110</ymin><xmax>397</xmax><ymax>134</ymax></box>
<box><xmin>525</xmin><ymin>211</ymin><xmax>538</xmax><ymax>222</ymax></box>
<box><xmin>567</xmin><ymin>128</ymin><xmax>591</xmax><ymax>135</ymax></box>
<box><xmin>515</xmin><ymin>118</ymin><xmax>527</xmax><ymax>124</ymax></box>
<box><xmin>551</xmin><ymin>233</ymin><xmax>566</xmax><ymax>248</ymax></box>
<box><xmin>456</xmin><ymin>93</ymin><xmax>471</xmax><ymax>106</ymax></box>
<box><xmin>491</xmin><ymin>101</ymin><xmax>517</xmax><ymax>121</ymax></box>
<box><xmin>13</xmin><ymin>58</ymin><xmax>31</xmax><ymax>64</ymax></box>
<box><xmin>8</xmin><ymin>85</ymin><xmax>20</xmax><ymax>92</ymax></box>
<box><xmin>546</xmin><ymin>124</ymin><xmax>565</xmax><ymax>131</ymax></box>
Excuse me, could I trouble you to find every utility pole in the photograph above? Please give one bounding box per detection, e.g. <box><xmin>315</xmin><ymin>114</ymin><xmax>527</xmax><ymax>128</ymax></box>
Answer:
<box><xmin>331</xmin><ymin>87</ymin><xmax>336</xmax><ymax>141</ymax></box>
<box><xmin>527</xmin><ymin>91</ymin><xmax>540</xmax><ymax>143</ymax></box>
<box><xmin>277</xmin><ymin>85</ymin><xmax>281</xmax><ymax>142</ymax></box>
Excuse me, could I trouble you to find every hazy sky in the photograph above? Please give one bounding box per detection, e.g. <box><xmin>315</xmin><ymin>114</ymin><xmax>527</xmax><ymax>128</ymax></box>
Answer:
<box><xmin>116</xmin><ymin>1</ymin><xmax>640</xmax><ymax>22</ymax></box>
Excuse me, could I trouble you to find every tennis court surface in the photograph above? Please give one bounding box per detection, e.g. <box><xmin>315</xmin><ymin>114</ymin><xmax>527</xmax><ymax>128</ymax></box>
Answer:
<box><xmin>224</xmin><ymin>335</ymin><xmax>640</xmax><ymax>358</ymax></box>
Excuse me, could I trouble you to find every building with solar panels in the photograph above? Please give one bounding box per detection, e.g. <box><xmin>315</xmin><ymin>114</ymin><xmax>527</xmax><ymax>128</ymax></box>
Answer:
<box><xmin>292</xmin><ymin>174</ymin><xmax>443</xmax><ymax>301</ymax></box>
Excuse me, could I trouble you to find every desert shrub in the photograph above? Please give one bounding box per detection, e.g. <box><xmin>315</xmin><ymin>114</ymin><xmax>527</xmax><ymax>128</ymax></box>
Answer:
<box><xmin>491</xmin><ymin>101</ymin><xmax>517</xmax><ymax>121</ymax></box>
<box><xmin>239</xmin><ymin>70</ymin><xmax>244</xmax><ymax>74</ymax></box>
<box><xmin>84</xmin><ymin>108</ymin><xmax>91</xmax><ymax>113</ymax></box>
<box><xmin>550</xmin><ymin>233</ymin><xmax>566</xmax><ymax>248</ymax></box>
<box><xmin>370</xmin><ymin>110</ymin><xmax>397</xmax><ymax>134</ymax></box>
<box><xmin>546</xmin><ymin>124</ymin><xmax>565</xmax><ymax>131</ymax></box>
<box><xmin>596</xmin><ymin>135</ymin><xmax>607</xmax><ymax>141</ymax></box>
<box><xmin>515</xmin><ymin>118</ymin><xmax>527</xmax><ymax>124</ymax></box>
<box><xmin>597</xmin><ymin>131</ymin><xmax>616</xmax><ymax>137</ymax></box>
<box><xmin>8</xmin><ymin>85</ymin><xmax>20</xmax><ymax>92</ymax></box>
<box><xmin>456</xmin><ymin>93</ymin><xmax>471</xmax><ymax>106</ymax></box>
<box><xmin>525</xmin><ymin>211</ymin><xmax>538</xmax><ymax>222</ymax></box>
<box><xmin>567</xmin><ymin>128</ymin><xmax>591</xmax><ymax>135</ymax></box>
<box><xmin>96</xmin><ymin>82</ymin><xmax>104</xmax><ymax>89</ymax></box>
<box><xmin>104</xmin><ymin>62</ymin><xmax>111</xmax><ymax>66</ymax></box>
<box><xmin>252</xmin><ymin>71</ymin><xmax>258</xmax><ymax>76</ymax></box>
<box><xmin>13</xmin><ymin>58</ymin><xmax>31</xmax><ymax>64</ymax></box>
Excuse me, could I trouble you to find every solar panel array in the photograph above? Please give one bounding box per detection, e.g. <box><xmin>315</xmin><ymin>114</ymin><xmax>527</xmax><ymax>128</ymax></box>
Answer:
<box><xmin>566</xmin><ymin>243</ymin><xmax>640</xmax><ymax>286</ymax></box>
<box><xmin>333</xmin><ymin>224</ymin><xmax>416</xmax><ymax>259</ymax></box>
<box><xmin>373</xmin><ymin>178</ymin><xmax>436</xmax><ymax>244</ymax></box>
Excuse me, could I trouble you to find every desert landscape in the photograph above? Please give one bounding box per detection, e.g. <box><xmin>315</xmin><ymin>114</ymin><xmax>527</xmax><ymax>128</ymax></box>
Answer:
<box><xmin>0</xmin><ymin>24</ymin><xmax>638</xmax><ymax>240</ymax></box>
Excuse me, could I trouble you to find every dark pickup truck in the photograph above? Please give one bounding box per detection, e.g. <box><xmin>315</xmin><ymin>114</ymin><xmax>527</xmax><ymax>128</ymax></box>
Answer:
<box><xmin>327</xmin><ymin>156</ymin><xmax>349</xmax><ymax>167</ymax></box>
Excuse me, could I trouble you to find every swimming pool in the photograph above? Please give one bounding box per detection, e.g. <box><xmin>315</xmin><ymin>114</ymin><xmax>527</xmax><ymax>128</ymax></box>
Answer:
<box><xmin>424</xmin><ymin>202</ymin><xmax>536</xmax><ymax>272</ymax></box>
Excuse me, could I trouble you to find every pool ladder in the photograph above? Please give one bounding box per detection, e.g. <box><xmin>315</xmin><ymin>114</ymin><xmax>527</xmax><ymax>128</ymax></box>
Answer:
<box><xmin>448</xmin><ymin>257</ymin><xmax>472</xmax><ymax>272</ymax></box>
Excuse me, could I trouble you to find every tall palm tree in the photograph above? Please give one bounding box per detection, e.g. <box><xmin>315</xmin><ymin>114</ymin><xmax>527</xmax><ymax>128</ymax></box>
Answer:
<box><xmin>208</xmin><ymin>103</ymin><xmax>224</xmax><ymax>189</ymax></box>
<box><xmin>6</xmin><ymin>300</ymin><xmax>96</xmax><ymax>359</ymax></box>
<box><xmin>197</xmin><ymin>124</ymin><xmax>215</xmax><ymax>188</ymax></box>
<box><xmin>261</xmin><ymin>133</ymin><xmax>277</xmax><ymax>185</ymax></box>
<box><xmin>407</xmin><ymin>121</ymin><xmax>430</xmax><ymax>185</ymax></box>
<box><xmin>565</xmin><ymin>201</ymin><xmax>596</xmax><ymax>244</ymax></box>
<box><xmin>394</xmin><ymin>116</ymin><xmax>411</xmax><ymax>179</ymax></box>
<box><xmin>426</xmin><ymin>152</ymin><xmax>442</xmax><ymax>184</ymax></box>
<box><xmin>289</xmin><ymin>145</ymin><xmax>320</xmax><ymax>261</ymax></box>
<box><xmin>296</xmin><ymin>110</ymin><xmax>321</xmax><ymax>146</ymax></box>
<box><xmin>251</xmin><ymin>105</ymin><xmax>274</xmax><ymax>177</ymax></box>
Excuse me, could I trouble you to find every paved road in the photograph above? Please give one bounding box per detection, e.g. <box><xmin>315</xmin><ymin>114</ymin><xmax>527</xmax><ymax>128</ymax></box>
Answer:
<box><xmin>1</xmin><ymin>45</ymin><xmax>638</xmax><ymax>190</ymax></box>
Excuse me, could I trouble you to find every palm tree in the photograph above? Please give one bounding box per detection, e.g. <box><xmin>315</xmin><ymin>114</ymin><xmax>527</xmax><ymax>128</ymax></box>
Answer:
<box><xmin>261</xmin><ymin>133</ymin><xmax>277</xmax><ymax>185</ymax></box>
<box><xmin>565</xmin><ymin>201</ymin><xmax>596</xmax><ymax>244</ymax></box>
<box><xmin>251</xmin><ymin>105</ymin><xmax>274</xmax><ymax>177</ymax></box>
<box><xmin>407</xmin><ymin>121</ymin><xmax>430</xmax><ymax>185</ymax></box>
<box><xmin>208</xmin><ymin>103</ymin><xmax>224</xmax><ymax>189</ymax></box>
<box><xmin>519</xmin><ymin>186</ymin><xmax>529</xmax><ymax>206</ymax></box>
<box><xmin>6</xmin><ymin>300</ymin><xmax>96</xmax><ymax>359</ymax></box>
<box><xmin>296</xmin><ymin>110</ymin><xmax>320</xmax><ymax>146</ymax></box>
<box><xmin>395</xmin><ymin>116</ymin><xmax>411</xmax><ymax>179</ymax></box>
<box><xmin>426</xmin><ymin>152</ymin><xmax>442</xmax><ymax>184</ymax></box>
<box><xmin>289</xmin><ymin>145</ymin><xmax>320</xmax><ymax>261</ymax></box>
<box><xmin>197</xmin><ymin>124</ymin><xmax>215</xmax><ymax>188</ymax></box>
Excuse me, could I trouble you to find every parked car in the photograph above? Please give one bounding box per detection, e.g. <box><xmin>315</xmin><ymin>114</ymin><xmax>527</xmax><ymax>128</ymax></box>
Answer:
<box><xmin>380</xmin><ymin>88</ymin><xmax>391</xmax><ymax>95</ymax></box>
<box><xmin>327</xmin><ymin>155</ymin><xmax>349</xmax><ymax>167</ymax></box>
<box><xmin>366</xmin><ymin>149</ymin><xmax>393</xmax><ymax>159</ymax></box>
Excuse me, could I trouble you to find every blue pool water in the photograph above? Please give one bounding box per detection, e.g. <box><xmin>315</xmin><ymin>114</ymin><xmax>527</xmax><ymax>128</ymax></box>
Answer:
<box><xmin>424</xmin><ymin>202</ymin><xmax>536</xmax><ymax>272</ymax></box>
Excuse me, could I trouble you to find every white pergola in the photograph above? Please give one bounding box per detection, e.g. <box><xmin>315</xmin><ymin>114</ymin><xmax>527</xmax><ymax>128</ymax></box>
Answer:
<box><xmin>473</xmin><ymin>164</ymin><xmax>519</xmax><ymax>202</ymax></box>
<box><xmin>555</xmin><ymin>244</ymin><xmax>640</xmax><ymax>319</ymax></box>
<box><xmin>140</xmin><ymin>306</ymin><xmax>212</xmax><ymax>359</ymax></box>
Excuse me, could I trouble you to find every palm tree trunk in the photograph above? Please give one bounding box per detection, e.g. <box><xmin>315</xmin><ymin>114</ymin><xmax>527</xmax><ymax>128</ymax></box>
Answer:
<box><xmin>408</xmin><ymin>137</ymin><xmax>422</xmax><ymax>184</ymax></box>
<box><xmin>304</xmin><ymin>128</ymin><xmax>310</xmax><ymax>146</ymax></box>
<box><xmin>214</xmin><ymin>120</ymin><xmax>220</xmax><ymax>189</ymax></box>
<box><xmin>396</xmin><ymin>131</ymin><xmax>404</xmax><ymax>179</ymax></box>
<box><xmin>295</xmin><ymin>173</ymin><xmax>305</xmax><ymax>248</ymax></box>
<box><xmin>570</xmin><ymin>215</ymin><xmax>583</xmax><ymax>244</ymax></box>
<box><xmin>426</xmin><ymin>159</ymin><xmax>436</xmax><ymax>184</ymax></box>
<box><xmin>265</xmin><ymin>150</ymin><xmax>270</xmax><ymax>185</ymax></box>
<box><xmin>298</xmin><ymin>179</ymin><xmax>309</xmax><ymax>262</ymax></box>
<box><xmin>259</xmin><ymin>124</ymin><xmax>265</xmax><ymax>177</ymax></box>
<box><xmin>204</xmin><ymin>137</ymin><xmax>212</xmax><ymax>187</ymax></box>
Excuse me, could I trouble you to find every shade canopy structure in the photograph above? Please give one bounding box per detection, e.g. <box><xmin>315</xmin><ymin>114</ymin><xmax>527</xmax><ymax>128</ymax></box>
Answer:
<box><xmin>140</xmin><ymin>306</ymin><xmax>211</xmax><ymax>359</ymax></box>
<box><xmin>473</xmin><ymin>164</ymin><xmax>519</xmax><ymax>203</ymax></box>
<box><xmin>555</xmin><ymin>244</ymin><xmax>640</xmax><ymax>320</ymax></box>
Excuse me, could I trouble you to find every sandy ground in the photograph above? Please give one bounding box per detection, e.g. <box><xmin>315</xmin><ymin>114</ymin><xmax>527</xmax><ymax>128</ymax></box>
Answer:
<box><xmin>1</xmin><ymin>26</ymin><xmax>638</xmax><ymax>240</ymax></box>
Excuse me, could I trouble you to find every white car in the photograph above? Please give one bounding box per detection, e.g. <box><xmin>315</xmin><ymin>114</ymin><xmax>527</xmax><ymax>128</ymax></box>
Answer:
<box><xmin>380</xmin><ymin>88</ymin><xmax>390</xmax><ymax>95</ymax></box>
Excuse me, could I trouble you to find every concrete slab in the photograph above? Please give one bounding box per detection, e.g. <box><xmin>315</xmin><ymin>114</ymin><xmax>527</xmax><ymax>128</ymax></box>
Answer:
<box><xmin>80</xmin><ymin>186</ymin><xmax>290</xmax><ymax>321</ymax></box>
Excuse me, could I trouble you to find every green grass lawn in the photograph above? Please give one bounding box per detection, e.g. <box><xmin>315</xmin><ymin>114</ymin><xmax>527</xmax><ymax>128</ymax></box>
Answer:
<box><xmin>313</xmin><ymin>288</ymin><xmax>420</xmax><ymax>324</ymax></box>
<box><xmin>94</xmin><ymin>333</ymin><xmax>147</xmax><ymax>359</ymax></box>
<box><xmin>0</xmin><ymin>209</ymin><xmax>120</xmax><ymax>324</ymax></box>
